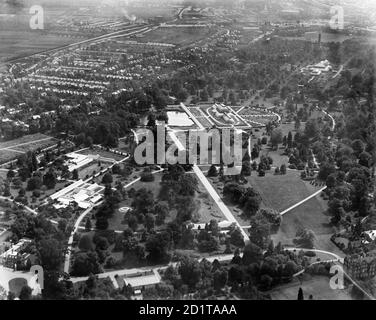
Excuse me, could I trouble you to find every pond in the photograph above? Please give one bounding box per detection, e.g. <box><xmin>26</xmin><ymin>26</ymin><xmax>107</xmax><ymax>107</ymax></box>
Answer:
<box><xmin>167</xmin><ymin>111</ymin><xmax>193</xmax><ymax>127</ymax></box>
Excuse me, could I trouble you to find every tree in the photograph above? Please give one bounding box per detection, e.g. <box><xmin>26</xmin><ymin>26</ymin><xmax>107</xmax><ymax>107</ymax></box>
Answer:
<box><xmin>71</xmin><ymin>251</ymin><xmax>101</xmax><ymax>276</ymax></box>
<box><xmin>79</xmin><ymin>234</ymin><xmax>94</xmax><ymax>251</ymax></box>
<box><xmin>102</xmin><ymin>173</ymin><xmax>113</xmax><ymax>185</ymax></box>
<box><xmin>242</xmin><ymin>242</ymin><xmax>263</xmax><ymax>265</ymax></box>
<box><xmin>85</xmin><ymin>218</ymin><xmax>92</xmax><ymax>232</ymax></box>
<box><xmin>145</xmin><ymin>213</ymin><xmax>155</xmax><ymax>231</ymax></box>
<box><xmin>223</xmin><ymin>182</ymin><xmax>244</xmax><ymax>204</ymax></box>
<box><xmin>270</xmin><ymin>129</ymin><xmax>283</xmax><ymax>149</ymax></box>
<box><xmin>318</xmin><ymin>162</ymin><xmax>336</xmax><ymax>181</ymax></box>
<box><xmin>287</xmin><ymin>132</ymin><xmax>293</xmax><ymax>148</ymax></box>
<box><xmin>128</xmin><ymin>215</ymin><xmax>138</xmax><ymax>231</ymax></box>
<box><xmin>72</xmin><ymin>169</ymin><xmax>79</xmax><ymax>180</ymax></box>
<box><xmin>249</xmin><ymin>214</ymin><xmax>271</xmax><ymax>248</ymax></box>
<box><xmin>251</xmin><ymin>146</ymin><xmax>259</xmax><ymax>160</ymax></box>
<box><xmin>6</xmin><ymin>170</ymin><xmax>15</xmax><ymax>180</ymax></box>
<box><xmin>145</xmin><ymin>232</ymin><xmax>172</xmax><ymax>263</ymax></box>
<box><xmin>297</xmin><ymin>287</ymin><xmax>304</xmax><ymax>300</ymax></box>
<box><xmin>154</xmin><ymin>202</ymin><xmax>169</xmax><ymax>225</ymax></box>
<box><xmin>229</xmin><ymin>227</ymin><xmax>245</xmax><ymax>247</ymax></box>
<box><xmin>243</xmin><ymin>196</ymin><xmax>261</xmax><ymax>218</ymax></box>
<box><xmin>27</xmin><ymin>176</ymin><xmax>42</xmax><ymax>191</ymax></box>
<box><xmin>359</xmin><ymin>151</ymin><xmax>372</xmax><ymax>168</ymax></box>
<box><xmin>178</xmin><ymin>256</ymin><xmax>202</xmax><ymax>289</ymax></box>
<box><xmin>258</xmin><ymin>208</ymin><xmax>282</xmax><ymax>228</ymax></box>
<box><xmin>352</xmin><ymin>139</ymin><xmax>365</xmax><ymax>157</ymax></box>
<box><xmin>304</xmin><ymin>119</ymin><xmax>320</xmax><ymax>140</ymax></box>
<box><xmin>294</xmin><ymin>228</ymin><xmax>316</xmax><ymax>248</ymax></box>
<box><xmin>96</xmin><ymin>217</ymin><xmax>109</xmax><ymax>230</ymax></box>
<box><xmin>207</xmin><ymin>165</ymin><xmax>218</xmax><ymax>177</ymax></box>
<box><xmin>241</xmin><ymin>161</ymin><xmax>251</xmax><ymax>176</ymax></box>
<box><xmin>43</xmin><ymin>169</ymin><xmax>57</xmax><ymax>189</ymax></box>
<box><xmin>37</xmin><ymin>239</ymin><xmax>62</xmax><ymax>271</ymax></box>
<box><xmin>213</xmin><ymin>269</ymin><xmax>228</xmax><ymax>291</ymax></box>
<box><xmin>19</xmin><ymin>285</ymin><xmax>32</xmax><ymax>300</ymax></box>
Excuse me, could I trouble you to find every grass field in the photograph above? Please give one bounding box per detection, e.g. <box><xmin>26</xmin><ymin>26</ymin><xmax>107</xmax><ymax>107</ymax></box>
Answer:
<box><xmin>139</xmin><ymin>27</ymin><xmax>215</xmax><ymax>46</ymax></box>
<box><xmin>247</xmin><ymin>170</ymin><xmax>319</xmax><ymax>212</ymax></box>
<box><xmin>269</xmin><ymin>274</ymin><xmax>355</xmax><ymax>300</ymax></box>
<box><xmin>271</xmin><ymin>195</ymin><xmax>341</xmax><ymax>255</ymax></box>
<box><xmin>0</xmin><ymin>30</ymin><xmax>77</xmax><ymax>62</ymax></box>
<box><xmin>0</xmin><ymin>133</ymin><xmax>57</xmax><ymax>164</ymax></box>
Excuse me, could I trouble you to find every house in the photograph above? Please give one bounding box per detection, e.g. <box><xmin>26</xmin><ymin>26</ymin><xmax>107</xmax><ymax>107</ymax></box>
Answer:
<box><xmin>0</xmin><ymin>238</ymin><xmax>33</xmax><ymax>269</ymax></box>
<box><xmin>344</xmin><ymin>255</ymin><xmax>376</xmax><ymax>279</ymax></box>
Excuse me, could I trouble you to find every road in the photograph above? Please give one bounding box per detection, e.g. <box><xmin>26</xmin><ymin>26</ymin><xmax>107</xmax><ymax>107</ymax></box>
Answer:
<box><xmin>168</xmin><ymin>129</ymin><xmax>250</xmax><ymax>242</ymax></box>
<box><xmin>63</xmin><ymin>167</ymin><xmax>164</xmax><ymax>273</ymax></box>
<box><xmin>332</xmin><ymin>65</ymin><xmax>344</xmax><ymax>79</ymax></box>
<box><xmin>63</xmin><ymin>205</ymin><xmax>98</xmax><ymax>273</ymax></box>
<box><xmin>279</xmin><ymin>186</ymin><xmax>327</xmax><ymax>216</ymax></box>
<box><xmin>68</xmin><ymin>253</ymin><xmax>235</xmax><ymax>287</ymax></box>
<box><xmin>285</xmin><ymin>248</ymin><xmax>375</xmax><ymax>300</ymax></box>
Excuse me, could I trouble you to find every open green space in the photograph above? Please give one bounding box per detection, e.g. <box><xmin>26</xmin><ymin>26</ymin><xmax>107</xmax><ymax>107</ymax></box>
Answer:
<box><xmin>269</xmin><ymin>274</ymin><xmax>354</xmax><ymax>300</ymax></box>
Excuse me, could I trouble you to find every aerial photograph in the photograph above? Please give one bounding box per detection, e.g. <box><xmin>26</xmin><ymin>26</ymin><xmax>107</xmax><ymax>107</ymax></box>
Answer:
<box><xmin>0</xmin><ymin>0</ymin><xmax>375</xmax><ymax>304</ymax></box>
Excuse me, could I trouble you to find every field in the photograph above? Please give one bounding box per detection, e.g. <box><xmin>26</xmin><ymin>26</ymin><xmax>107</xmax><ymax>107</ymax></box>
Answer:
<box><xmin>271</xmin><ymin>195</ymin><xmax>341</xmax><ymax>256</ymax></box>
<box><xmin>138</xmin><ymin>27</ymin><xmax>215</xmax><ymax>46</ymax></box>
<box><xmin>247</xmin><ymin>170</ymin><xmax>319</xmax><ymax>212</ymax></box>
<box><xmin>0</xmin><ymin>133</ymin><xmax>57</xmax><ymax>164</ymax></box>
<box><xmin>269</xmin><ymin>274</ymin><xmax>355</xmax><ymax>300</ymax></box>
<box><xmin>208</xmin><ymin>170</ymin><xmax>322</xmax><ymax>228</ymax></box>
<box><xmin>0</xmin><ymin>30</ymin><xmax>77</xmax><ymax>63</ymax></box>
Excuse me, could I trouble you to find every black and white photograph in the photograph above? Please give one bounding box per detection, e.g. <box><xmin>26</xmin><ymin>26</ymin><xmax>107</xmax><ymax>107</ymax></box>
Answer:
<box><xmin>0</xmin><ymin>0</ymin><xmax>375</xmax><ymax>305</ymax></box>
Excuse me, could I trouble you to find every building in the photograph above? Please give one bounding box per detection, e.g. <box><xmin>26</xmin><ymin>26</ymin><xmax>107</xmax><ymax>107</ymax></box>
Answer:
<box><xmin>65</xmin><ymin>153</ymin><xmax>97</xmax><ymax>172</ymax></box>
<box><xmin>50</xmin><ymin>180</ymin><xmax>104</xmax><ymax>209</ymax></box>
<box><xmin>344</xmin><ymin>255</ymin><xmax>376</xmax><ymax>279</ymax></box>
<box><xmin>301</xmin><ymin>60</ymin><xmax>332</xmax><ymax>76</ymax></box>
<box><xmin>0</xmin><ymin>238</ymin><xmax>33</xmax><ymax>269</ymax></box>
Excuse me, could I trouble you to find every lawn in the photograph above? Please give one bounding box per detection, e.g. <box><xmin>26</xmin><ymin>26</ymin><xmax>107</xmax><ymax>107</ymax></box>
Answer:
<box><xmin>269</xmin><ymin>274</ymin><xmax>355</xmax><ymax>300</ymax></box>
<box><xmin>247</xmin><ymin>170</ymin><xmax>319</xmax><ymax>212</ymax></box>
<box><xmin>271</xmin><ymin>195</ymin><xmax>341</xmax><ymax>256</ymax></box>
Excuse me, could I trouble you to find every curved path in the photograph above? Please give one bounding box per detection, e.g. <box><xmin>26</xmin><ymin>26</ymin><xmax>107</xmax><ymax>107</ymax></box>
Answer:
<box><xmin>63</xmin><ymin>167</ymin><xmax>164</xmax><ymax>274</ymax></box>
<box><xmin>286</xmin><ymin>248</ymin><xmax>375</xmax><ymax>300</ymax></box>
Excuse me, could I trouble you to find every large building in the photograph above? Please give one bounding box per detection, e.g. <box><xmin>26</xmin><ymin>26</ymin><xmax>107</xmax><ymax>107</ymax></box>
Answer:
<box><xmin>0</xmin><ymin>239</ymin><xmax>33</xmax><ymax>269</ymax></box>
<box><xmin>50</xmin><ymin>180</ymin><xmax>104</xmax><ymax>209</ymax></box>
<box><xmin>344</xmin><ymin>255</ymin><xmax>376</xmax><ymax>279</ymax></box>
